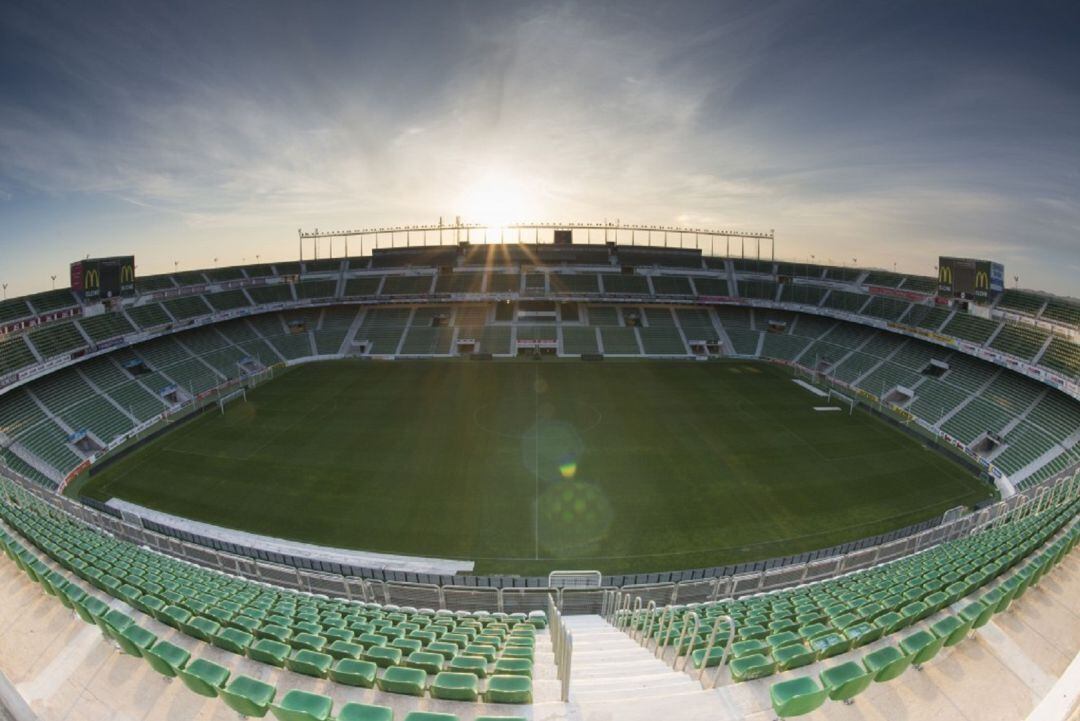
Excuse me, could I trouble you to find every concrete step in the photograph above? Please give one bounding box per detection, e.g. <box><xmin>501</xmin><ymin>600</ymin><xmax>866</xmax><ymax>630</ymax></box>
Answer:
<box><xmin>571</xmin><ymin>672</ymin><xmax>701</xmax><ymax>691</ymax></box>
<box><xmin>571</xmin><ymin>684</ymin><xmax>706</xmax><ymax>703</ymax></box>
<box><xmin>564</xmin><ymin>615</ymin><xmax>709</xmax><ymax>704</ymax></box>
<box><xmin>571</xmin><ymin>658</ymin><xmax>673</xmax><ymax>679</ymax></box>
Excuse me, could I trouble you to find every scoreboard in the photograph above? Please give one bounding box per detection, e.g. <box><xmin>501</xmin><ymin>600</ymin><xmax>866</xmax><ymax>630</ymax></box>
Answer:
<box><xmin>937</xmin><ymin>256</ymin><xmax>1003</xmax><ymax>302</ymax></box>
<box><xmin>70</xmin><ymin>256</ymin><xmax>136</xmax><ymax>301</ymax></box>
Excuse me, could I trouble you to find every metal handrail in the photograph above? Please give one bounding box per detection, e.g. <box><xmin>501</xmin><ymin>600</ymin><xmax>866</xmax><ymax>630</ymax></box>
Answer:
<box><xmin>629</xmin><ymin>596</ymin><xmax>643</xmax><ymax>638</ymax></box>
<box><xmin>698</xmin><ymin>613</ymin><xmax>735</xmax><ymax>688</ymax></box>
<box><xmin>654</xmin><ymin>606</ymin><xmax>676</xmax><ymax>658</ymax></box>
<box><xmin>638</xmin><ymin>600</ymin><xmax>656</xmax><ymax>644</ymax></box>
<box><xmin>673</xmin><ymin>610</ymin><xmax>701</xmax><ymax>672</ymax></box>
<box><xmin>548</xmin><ymin>593</ymin><xmax>574</xmax><ymax>702</ymax></box>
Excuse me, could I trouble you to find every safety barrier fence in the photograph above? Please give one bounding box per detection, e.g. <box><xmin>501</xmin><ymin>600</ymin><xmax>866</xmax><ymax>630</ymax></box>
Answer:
<box><xmin>604</xmin><ymin>474</ymin><xmax>1080</xmax><ymax>681</ymax></box>
<box><xmin>1</xmin><ymin>463</ymin><xmax>1076</xmax><ymax>618</ymax></box>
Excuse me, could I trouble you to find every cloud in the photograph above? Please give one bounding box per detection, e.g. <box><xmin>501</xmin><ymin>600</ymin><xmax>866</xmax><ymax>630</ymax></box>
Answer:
<box><xmin>0</xmin><ymin>1</ymin><xmax>1077</xmax><ymax>296</ymax></box>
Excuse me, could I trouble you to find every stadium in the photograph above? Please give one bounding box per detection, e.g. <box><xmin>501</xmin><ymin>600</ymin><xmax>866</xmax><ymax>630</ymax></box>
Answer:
<box><xmin>1</xmin><ymin>222</ymin><xmax>1078</xmax><ymax>721</ymax></box>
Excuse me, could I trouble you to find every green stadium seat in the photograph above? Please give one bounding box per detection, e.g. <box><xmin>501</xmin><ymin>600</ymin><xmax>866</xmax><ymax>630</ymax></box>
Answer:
<box><xmin>406</xmin><ymin>647</ymin><xmax>444</xmax><ymax>677</ymax></box>
<box><xmin>766</xmin><ymin>631</ymin><xmax>800</xmax><ymax>649</ymax></box>
<box><xmin>220</xmin><ymin>675</ymin><xmax>277</xmax><ymax>718</ymax></box>
<box><xmin>179</xmin><ymin>658</ymin><xmax>230</xmax><ymax>697</ymax></box>
<box><xmin>819</xmin><ymin>661</ymin><xmax>872</xmax><ymax>703</ymax></box>
<box><xmin>392</xmin><ymin>638</ymin><xmax>423</xmax><ymax>654</ymax></box>
<box><xmin>291</xmin><ymin>632</ymin><xmax>327</xmax><ymax>652</ymax></box>
<box><xmin>286</xmin><ymin>649</ymin><xmax>333</xmax><ymax>678</ymax></box>
<box><xmin>449</xmin><ymin>654</ymin><xmax>488</xmax><ymax>677</ymax></box>
<box><xmin>249</xmin><ymin>638</ymin><xmax>291</xmax><ymax>667</ymax></box>
<box><xmin>258</xmin><ymin>624</ymin><xmax>292</xmax><ymax>642</ymax></box>
<box><xmin>213</xmin><ymin>627</ymin><xmax>255</xmax><ymax>654</ymax></box>
<box><xmin>431</xmin><ymin>671</ymin><xmax>480</xmax><ymax>701</ymax></box>
<box><xmin>774</xmin><ymin>643</ymin><xmax>815</xmax><ymax>671</ymax></box>
<box><xmin>336</xmin><ymin>703</ymin><xmax>393</xmax><ymax>721</ymax></box>
<box><xmin>358</xmin><ymin>632</ymin><xmax>387</xmax><ymax>647</ymax></box>
<box><xmin>731</xmin><ymin>638</ymin><xmax>769</xmax><ymax>658</ymax></box>
<box><xmin>729</xmin><ymin>653</ymin><xmax>776</xmax><ymax>682</ymax></box>
<box><xmin>270</xmin><ymin>689</ymin><xmax>333</xmax><ymax>721</ymax></box>
<box><xmin>402</xmin><ymin>713</ymin><xmax>459</xmax><ymax>721</ymax></box>
<box><xmin>770</xmin><ymin>676</ymin><xmax>828</xmax><ymax>718</ymax></box>
<box><xmin>491</xmin><ymin>657</ymin><xmax>531</xmax><ymax>677</ymax></box>
<box><xmin>483</xmin><ymin>674</ymin><xmax>532</xmax><ymax>704</ymax></box>
<box><xmin>931</xmin><ymin>614</ymin><xmax>973</xmax><ymax>647</ymax></box>
<box><xmin>365</xmin><ymin>645</ymin><xmax>403</xmax><ymax>668</ymax></box>
<box><xmin>327</xmin><ymin>639</ymin><xmax>364</xmax><ymax>660</ymax></box>
<box><xmin>161</xmin><ymin>605</ymin><xmax>192</xmax><ymax>629</ymax></box>
<box><xmin>377</xmin><ymin>666</ymin><xmax>427</xmax><ymax>696</ymax></box>
<box><xmin>116</xmin><ymin>624</ymin><xmax>157</xmax><ymax>657</ymax></box>
<box><xmin>329</xmin><ymin>658</ymin><xmax>377</xmax><ymax>688</ymax></box>
<box><xmin>690</xmin><ymin>646</ymin><xmax>728</xmax><ymax>669</ymax></box>
<box><xmin>99</xmin><ymin>608</ymin><xmax>134</xmax><ymax>641</ymax></box>
<box><xmin>464</xmin><ymin>643</ymin><xmax>497</xmax><ymax>662</ymax></box>
<box><xmin>862</xmin><ymin>645</ymin><xmax>912</xmax><ymax>682</ymax></box>
<box><xmin>501</xmin><ymin>646</ymin><xmax>534</xmax><ymax>661</ymax></box>
<box><xmin>182</xmin><ymin>615</ymin><xmax>221</xmax><ymax>642</ymax></box>
<box><xmin>425</xmin><ymin>641</ymin><xmax>458</xmax><ymax>659</ymax></box>
<box><xmin>809</xmin><ymin>632</ymin><xmax>849</xmax><ymax>659</ymax></box>
<box><xmin>900</xmin><ymin>629</ymin><xmax>945</xmax><ymax>668</ymax></box>
<box><xmin>144</xmin><ymin>640</ymin><xmax>190</xmax><ymax>678</ymax></box>
<box><xmin>961</xmin><ymin>600</ymin><xmax>994</xmax><ymax>630</ymax></box>
<box><xmin>324</xmin><ymin>628</ymin><xmax>354</xmax><ymax>643</ymax></box>
<box><xmin>873</xmin><ymin>611</ymin><xmax>905</xmax><ymax>635</ymax></box>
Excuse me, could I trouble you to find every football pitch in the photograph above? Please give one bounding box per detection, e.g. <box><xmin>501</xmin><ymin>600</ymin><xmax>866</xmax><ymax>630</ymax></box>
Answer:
<box><xmin>78</xmin><ymin>360</ymin><xmax>992</xmax><ymax>575</ymax></box>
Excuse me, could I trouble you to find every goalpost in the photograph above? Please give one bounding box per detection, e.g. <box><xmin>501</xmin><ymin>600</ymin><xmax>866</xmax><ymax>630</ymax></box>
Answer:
<box><xmin>828</xmin><ymin>388</ymin><xmax>856</xmax><ymax>415</ymax></box>
<box><xmin>218</xmin><ymin>386</ymin><xmax>247</xmax><ymax>414</ymax></box>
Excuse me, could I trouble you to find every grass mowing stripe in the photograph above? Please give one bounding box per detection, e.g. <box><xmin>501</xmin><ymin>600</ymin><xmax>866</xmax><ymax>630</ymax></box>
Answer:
<box><xmin>78</xmin><ymin>359</ymin><xmax>993</xmax><ymax>575</ymax></box>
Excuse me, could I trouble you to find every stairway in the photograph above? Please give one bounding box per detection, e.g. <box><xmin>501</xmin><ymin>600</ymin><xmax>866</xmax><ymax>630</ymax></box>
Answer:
<box><xmin>562</xmin><ymin>615</ymin><xmax>704</xmax><ymax>704</ymax></box>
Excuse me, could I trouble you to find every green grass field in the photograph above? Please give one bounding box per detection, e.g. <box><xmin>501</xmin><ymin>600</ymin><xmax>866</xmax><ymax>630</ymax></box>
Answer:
<box><xmin>78</xmin><ymin>360</ymin><xmax>991</xmax><ymax>575</ymax></box>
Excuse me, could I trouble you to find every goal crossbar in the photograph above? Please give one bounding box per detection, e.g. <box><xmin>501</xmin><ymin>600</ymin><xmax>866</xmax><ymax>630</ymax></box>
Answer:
<box><xmin>828</xmin><ymin>389</ymin><xmax>855</xmax><ymax>415</ymax></box>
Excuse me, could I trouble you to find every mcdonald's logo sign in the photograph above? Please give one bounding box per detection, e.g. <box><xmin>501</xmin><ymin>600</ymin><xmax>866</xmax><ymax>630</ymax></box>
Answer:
<box><xmin>120</xmin><ymin>264</ymin><xmax>134</xmax><ymax>283</ymax></box>
<box><xmin>975</xmin><ymin>271</ymin><xmax>989</xmax><ymax>289</ymax></box>
<box><xmin>939</xmin><ymin>266</ymin><xmax>952</xmax><ymax>284</ymax></box>
<box><xmin>85</xmin><ymin>268</ymin><xmax>100</xmax><ymax>290</ymax></box>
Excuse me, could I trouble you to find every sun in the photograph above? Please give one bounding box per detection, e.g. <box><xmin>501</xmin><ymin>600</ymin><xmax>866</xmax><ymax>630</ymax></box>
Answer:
<box><xmin>458</xmin><ymin>172</ymin><xmax>528</xmax><ymax>228</ymax></box>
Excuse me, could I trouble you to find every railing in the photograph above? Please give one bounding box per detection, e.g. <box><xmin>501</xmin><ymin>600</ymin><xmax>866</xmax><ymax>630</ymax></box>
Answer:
<box><xmin>0</xmin><ymin>458</ymin><xmax>1076</xmax><ymax>616</ymax></box>
<box><xmin>614</xmin><ymin>476</ymin><xmax>1079</xmax><ymax>679</ymax></box>
<box><xmin>611</xmin><ymin>592</ymin><xmax>735</xmax><ymax>684</ymax></box>
<box><xmin>548</xmin><ymin>594</ymin><xmax>573</xmax><ymax>702</ymax></box>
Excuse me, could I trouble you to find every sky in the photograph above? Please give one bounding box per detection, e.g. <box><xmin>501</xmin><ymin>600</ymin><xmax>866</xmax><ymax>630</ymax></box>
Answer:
<box><xmin>1</xmin><ymin>0</ymin><xmax>1078</xmax><ymax>298</ymax></box>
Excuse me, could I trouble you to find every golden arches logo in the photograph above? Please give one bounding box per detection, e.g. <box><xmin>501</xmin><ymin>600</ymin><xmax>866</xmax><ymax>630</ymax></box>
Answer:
<box><xmin>121</xmin><ymin>264</ymin><xmax>134</xmax><ymax>283</ymax></box>
<box><xmin>84</xmin><ymin>268</ymin><xmax>100</xmax><ymax>289</ymax></box>
<box><xmin>939</xmin><ymin>266</ymin><xmax>952</xmax><ymax>284</ymax></box>
<box><xmin>975</xmin><ymin>271</ymin><xmax>989</xmax><ymax>289</ymax></box>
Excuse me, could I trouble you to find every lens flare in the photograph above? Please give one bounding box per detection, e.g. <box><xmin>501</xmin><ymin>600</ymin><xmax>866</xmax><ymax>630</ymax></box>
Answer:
<box><xmin>559</xmin><ymin>459</ymin><xmax>577</xmax><ymax>479</ymax></box>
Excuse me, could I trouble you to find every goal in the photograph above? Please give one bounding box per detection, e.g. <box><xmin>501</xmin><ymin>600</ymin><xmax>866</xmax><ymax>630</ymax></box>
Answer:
<box><xmin>217</xmin><ymin>387</ymin><xmax>247</xmax><ymax>414</ymax></box>
<box><xmin>828</xmin><ymin>389</ymin><xmax>856</xmax><ymax>415</ymax></box>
